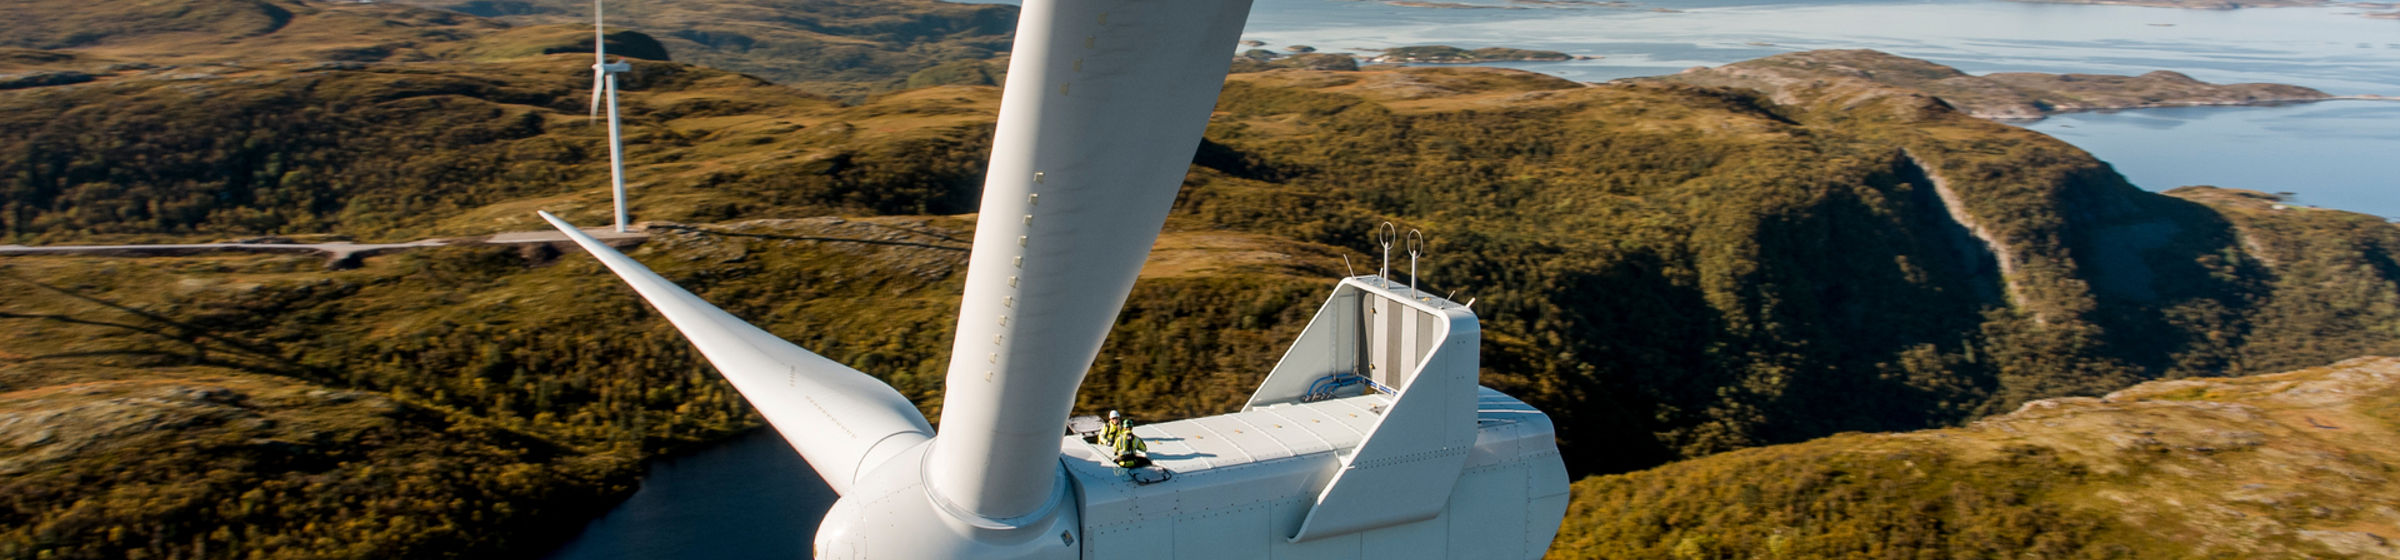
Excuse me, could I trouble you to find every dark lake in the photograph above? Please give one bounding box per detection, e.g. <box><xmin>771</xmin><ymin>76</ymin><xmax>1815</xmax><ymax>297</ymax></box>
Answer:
<box><xmin>543</xmin><ymin>430</ymin><xmax>830</xmax><ymax>560</ymax></box>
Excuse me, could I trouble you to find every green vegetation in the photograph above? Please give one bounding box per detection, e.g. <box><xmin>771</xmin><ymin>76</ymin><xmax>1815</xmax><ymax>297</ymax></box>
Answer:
<box><xmin>0</xmin><ymin>363</ymin><xmax>630</xmax><ymax>559</ymax></box>
<box><xmin>4</xmin><ymin>1</ymin><xmax>2400</xmax><ymax>556</ymax></box>
<box><xmin>1554</xmin><ymin>357</ymin><xmax>2400</xmax><ymax>559</ymax></box>
<box><xmin>1162</xmin><ymin>65</ymin><xmax>2398</xmax><ymax>478</ymax></box>
<box><xmin>1559</xmin><ymin>441</ymin><xmax>2139</xmax><ymax>559</ymax></box>
<box><xmin>0</xmin><ymin>218</ymin><xmax>1337</xmax><ymax>557</ymax></box>
<box><xmin>0</xmin><ymin>252</ymin><xmax>655</xmax><ymax>559</ymax></box>
<box><xmin>0</xmin><ymin>56</ymin><xmax>997</xmax><ymax>244</ymax></box>
<box><xmin>389</xmin><ymin>0</ymin><xmax>1017</xmax><ymax>97</ymax></box>
<box><xmin>904</xmin><ymin>59</ymin><xmax>999</xmax><ymax>89</ymax></box>
<box><xmin>0</xmin><ymin>0</ymin><xmax>1008</xmax><ymax>98</ymax></box>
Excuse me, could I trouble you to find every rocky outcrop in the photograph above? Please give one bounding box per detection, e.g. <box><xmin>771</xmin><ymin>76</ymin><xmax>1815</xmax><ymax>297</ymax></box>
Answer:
<box><xmin>1905</xmin><ymin>149</ymin><xmax>2026</xmax><ymax>307</ymax></box>
<box><xmin>1654</xmin><ymin>49</ymin><xmax>2336</xmax><ymax>120</ymax></box>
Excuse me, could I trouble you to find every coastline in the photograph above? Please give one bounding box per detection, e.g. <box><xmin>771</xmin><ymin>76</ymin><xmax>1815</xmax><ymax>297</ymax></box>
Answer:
<box><xmin>1982</xmin><ymin>94</ymin><xmax>2398</xmax><ymax>121</ymax></box>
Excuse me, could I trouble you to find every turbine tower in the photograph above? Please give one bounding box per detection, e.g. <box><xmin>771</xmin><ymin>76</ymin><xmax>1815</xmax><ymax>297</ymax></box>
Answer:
<box><xmin>590</xmin><ymin>0</ymin><xmax>633</xmax><ymax>233</ymax></box>
<box><xmin>537</xmin><ymin>0</ymin><xmax>1569</xmax><ymax>557</ymax></box>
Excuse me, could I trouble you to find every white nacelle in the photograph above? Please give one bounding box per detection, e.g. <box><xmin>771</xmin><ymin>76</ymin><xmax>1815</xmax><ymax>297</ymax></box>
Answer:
<box><xmin>1065</xmin><ymin>277</ymin><xmax>1570</xmax><ymax>558</ymax></box>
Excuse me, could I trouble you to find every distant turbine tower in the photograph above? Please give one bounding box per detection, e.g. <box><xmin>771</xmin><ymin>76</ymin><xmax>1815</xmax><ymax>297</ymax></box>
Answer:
<box><xmin>537</xmin><ymin>0</ymin><xmax>1568</xmax><ymax>556</ymax></box>
<box><xmin>590</xmin><ymin>0</ymin><xmax>632</xmax><ymax>233</ymax></box>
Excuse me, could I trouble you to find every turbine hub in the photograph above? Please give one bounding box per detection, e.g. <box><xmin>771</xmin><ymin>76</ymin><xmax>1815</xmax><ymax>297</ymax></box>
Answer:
<box><xmin>813</xmin><ymin>439</ymin><xmax>1082</xmax><ymax>560</ymax></box>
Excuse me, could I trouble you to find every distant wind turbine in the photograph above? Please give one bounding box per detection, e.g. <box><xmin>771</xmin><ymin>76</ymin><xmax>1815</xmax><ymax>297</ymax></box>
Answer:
<box><xmin>590</xmin><ymin>0</ymin><xmax>633</xmax><ymax>233</ymax></box>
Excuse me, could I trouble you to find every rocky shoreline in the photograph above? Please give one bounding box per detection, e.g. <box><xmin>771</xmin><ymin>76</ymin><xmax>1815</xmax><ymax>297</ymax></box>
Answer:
<box><xmin>2004</xmin><ymin>0</ymin><xmax>2400</xmax><ymax>21</ymax></box>
<box><xmin>1652</xmin><ymin>49</ymin><xmax>2377</xmax><ymax>121</ymax></box>
<box><xmin>1235</xmin><ymin>41</ymin><xmax>1599</xmax><ymax>70</ymax></box>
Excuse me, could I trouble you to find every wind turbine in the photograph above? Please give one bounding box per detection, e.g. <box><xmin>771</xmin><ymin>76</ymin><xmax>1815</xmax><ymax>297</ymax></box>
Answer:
<box><xmin>590</xmin><ymin>0</ymin><xmax>632</xmax><ymax>233</ymax></box>
<box><xmin>536</xmin><ymin>0</ymin><xmax>1568</xmax><ymax>557</ymax></box>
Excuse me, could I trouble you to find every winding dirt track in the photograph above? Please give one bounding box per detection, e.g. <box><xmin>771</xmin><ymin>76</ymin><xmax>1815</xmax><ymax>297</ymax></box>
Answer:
<box><xmin>0</xmin><ymin>228</ymin><xmax>650</xmax><ymax>268</ymax></box>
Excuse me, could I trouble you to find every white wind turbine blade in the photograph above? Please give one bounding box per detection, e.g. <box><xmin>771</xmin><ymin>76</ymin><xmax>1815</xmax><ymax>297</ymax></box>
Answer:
<box><xmin>588</xmin><ymin>73</ymin><xmax>605</xmax><ymax>121</ymax></box>
<box><xmin>536</xmin><ymin>211</ymin><xmax>934</xmax><ymax>494</ymax></box>
<box><xmin>592</xmin><ymin>0</ymin><xmax>607</xmax><ymax>64</ymax></box>
<box><xmin>924</xmin><ymin>0</ymin><xmax>1256</xmax><ymax>522</ymax></box>
<box><xmin>588</xmin><ymin>0</ymin><xmax>606</xmax><ymax>121</ymax></box>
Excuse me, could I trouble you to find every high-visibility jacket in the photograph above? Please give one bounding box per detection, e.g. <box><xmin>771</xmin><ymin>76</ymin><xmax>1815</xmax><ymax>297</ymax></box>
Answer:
<box><xmin>1113</xmin><ymin>431</ymin><xmax>1148</xmax><ymax>467</ymax></box>
<box><xmin>1100</xmin><ymin>422</ymin><xmax>1127</xmax><ymax>446</ymax></box>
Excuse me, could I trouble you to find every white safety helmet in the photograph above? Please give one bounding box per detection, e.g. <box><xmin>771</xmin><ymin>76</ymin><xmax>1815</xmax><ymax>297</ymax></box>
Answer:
<box><xmin>1107</xmin><ymin>410</ymin><xmax>1121</xmax><ymax>420</ymax></box>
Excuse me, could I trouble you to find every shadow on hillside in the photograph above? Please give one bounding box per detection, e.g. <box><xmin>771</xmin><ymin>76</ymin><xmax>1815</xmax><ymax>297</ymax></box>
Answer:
<box><xmin>0</xmin><ymin>273</ymin><xmax>329</xmax><ymax>380</ymax></box>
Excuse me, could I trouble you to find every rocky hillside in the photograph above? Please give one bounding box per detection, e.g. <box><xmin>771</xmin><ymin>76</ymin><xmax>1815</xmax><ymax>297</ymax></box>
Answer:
<box><xmin>0</xmin><ymin>0</ymin><xmax>675</xmax><ymax>66</ymax></box>
<box><xmin>7</xmin><ymin>23</ymin><xmax>2400</xmax><ymax>474</ymax></box>
<box><xmin>385</xmin><ymin>0</ymin><xmax>1017</xmax><ymax>97</ymax></box>
<box><xmin>1194</xmin><ymin>65</ymin><xmax>2400</xmax><ymax>472</ymax></box>
<box><xmin>1656</xmin><ymin>49</ymin><xmax>2332</xmax><ymax>119</ymax></box>
<box><xmin>1555</xmin><ymin>356</ymin><xmax>2400</xmax><ymax>559</ymax></box>
<box><xmin>5</xmin><ymin>0</ymin><xmax>2400</xmax><ymax>556</ymax></box>
<box><xmin>0</xmin><ymin>213</ymin><xmax>1342</xmax><ymax>557</ymax></box>
<box><xmin>0</xmin><ymin>0</ymin><xmax>1010</xmax><ymax>98</ymax></box>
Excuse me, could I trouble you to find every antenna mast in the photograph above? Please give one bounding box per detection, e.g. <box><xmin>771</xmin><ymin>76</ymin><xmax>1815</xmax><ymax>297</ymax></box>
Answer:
<box><xmin>1377</xmin><ymin>222</ymin><xmax>1397</xmax><ymax>287</ymax></box>
<box><xmin>1407</xmin><ymin>229</ymin><xmax>1424</xmax><ymax>298</ymax></box>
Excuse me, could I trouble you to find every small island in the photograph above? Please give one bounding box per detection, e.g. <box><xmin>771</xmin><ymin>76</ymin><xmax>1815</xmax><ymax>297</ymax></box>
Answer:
<box><xmin>1367</xmin><ymin>45</ymin><xmax>1579</xmax><ymax>64</ymax></box>
<box><xmin>1653</xmin><ymin>49</ymin><xmax>2343</xmax><ymax>120</ymax></box>
<box><xmin>1232</xmin><ymin>49</ymin><xmax>1363</xmax><ymax>72</ymax></box>
<box><xmin>2009</xmin><ymin>0</ymin><xmax>2320</xmax><ymax>8</ymax></box>
<box><xmin>2005</xmin><ymin>0</ymin><xmax>2400</xmax><ymax>20</ymax></box>
<box><xmin>1381</xmin><ymin>0</ymin><xmax>1526</xmax><ymax>8</ymax></box>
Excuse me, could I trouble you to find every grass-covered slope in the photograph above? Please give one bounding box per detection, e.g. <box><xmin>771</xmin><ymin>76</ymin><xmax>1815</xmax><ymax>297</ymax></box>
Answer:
<box><xmin>4</xmin><ymin>14</ymin><xmax>2400</xmax><ymax>555</ymax></box>
<box><xmin>0</xmin><ymin>216</ymin><xmax>1340</xmax><ymax>558</ymax></box>
<box><xmin>9</xmin><ymin>50</ymin><xmax>2400</xmax><ymax>479</ymax></box>
<box><xmin>0</xmin><ymin>0</ymin><xmax>680</xmax><ymax>66</ymax></box>
<box><xmin>1188</xmin><ymin>66</ymin><xmax>2400</xmax><ymax>473</ymax></box>
<box><xmin>388</xmin><ymin>0</ymin><xmax>1017</xmax><ymax>96</ymax></box>
<box><xmin>1553</xmin><ymin>356</ymin><xmax>2400</xmax><ymax>559</ymax></box>
<box><xmin>0</xmin><ymin>55</ymin><xmax>996</xmax><ymax>243</ymax></box>
<box><xmin>0</xmin><ymin>0</ymin><xmax>1010</xmax><ymax>98</ymax></box>
<box><xmin>0</xmin><ymin>363</ymin><xmax>629</xmax><ymax>559</ymax></box>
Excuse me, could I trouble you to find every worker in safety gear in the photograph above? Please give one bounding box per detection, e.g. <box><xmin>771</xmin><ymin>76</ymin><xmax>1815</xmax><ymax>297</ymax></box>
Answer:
<box><xmin>1100</xmin><ymin>410</ymin><xmax>1128</xmax><ymax>446</ymax></box>
<box><xmin>1112</xmin><ymin>421</ymin><xmax>1149</xmax><ymax>468</ymax></box>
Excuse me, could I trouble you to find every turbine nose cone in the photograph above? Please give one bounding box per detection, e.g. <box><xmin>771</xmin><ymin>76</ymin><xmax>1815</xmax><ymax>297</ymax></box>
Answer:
<box><xmin>811</xmin><ymin>438</ymin><xmax>1081</xmax><ymax>560</ymax></box>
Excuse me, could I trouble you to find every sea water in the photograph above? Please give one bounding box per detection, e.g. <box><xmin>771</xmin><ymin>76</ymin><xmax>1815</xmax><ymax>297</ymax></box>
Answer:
<box><xmin>1227</xmin><ymin>0</ymin><xmax>2400</xmax><ymax>216</ymax></box>
<box><xmin>1237</xmin><ymin>0</ymin><xmax>2400</xmax><ymax>93</ymax></box>
<box><xmin>2022</xmin><ymin>100</ymin><xmax>2400</xmax><ymax>217</ymax></box>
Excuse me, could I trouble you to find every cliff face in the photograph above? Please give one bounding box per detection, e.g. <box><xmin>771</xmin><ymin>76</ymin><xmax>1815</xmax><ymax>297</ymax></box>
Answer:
<box><xmin>1554</xmin><ymin>356</ymin><xmax>2400</xmax><ymax>559</ymax></box>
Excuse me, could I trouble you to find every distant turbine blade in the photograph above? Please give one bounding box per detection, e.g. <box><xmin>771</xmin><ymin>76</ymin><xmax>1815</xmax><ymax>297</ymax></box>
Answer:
<box><xmin>589</xmin><ymin>0</ymin><xmax>606</xmax><ymax>123</ymax></box>
<box><xmin>536</xmin><ymin>211</ymin><xmax>933</xmax><ymax>494</ymax></box>
<box><xmin>588</xmin><ymin>73</ymin><xmax>605</xmax><ymax>121</ymax></box>
<box><xmin>592</xmin><ymin>0</ymin><xmax>607</xmax><ymax>64</ymax></box>
<box><xmin>925</xmin><ymin>0</ymin><xmax>1257</xmax><ymax>522</ymax></box>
